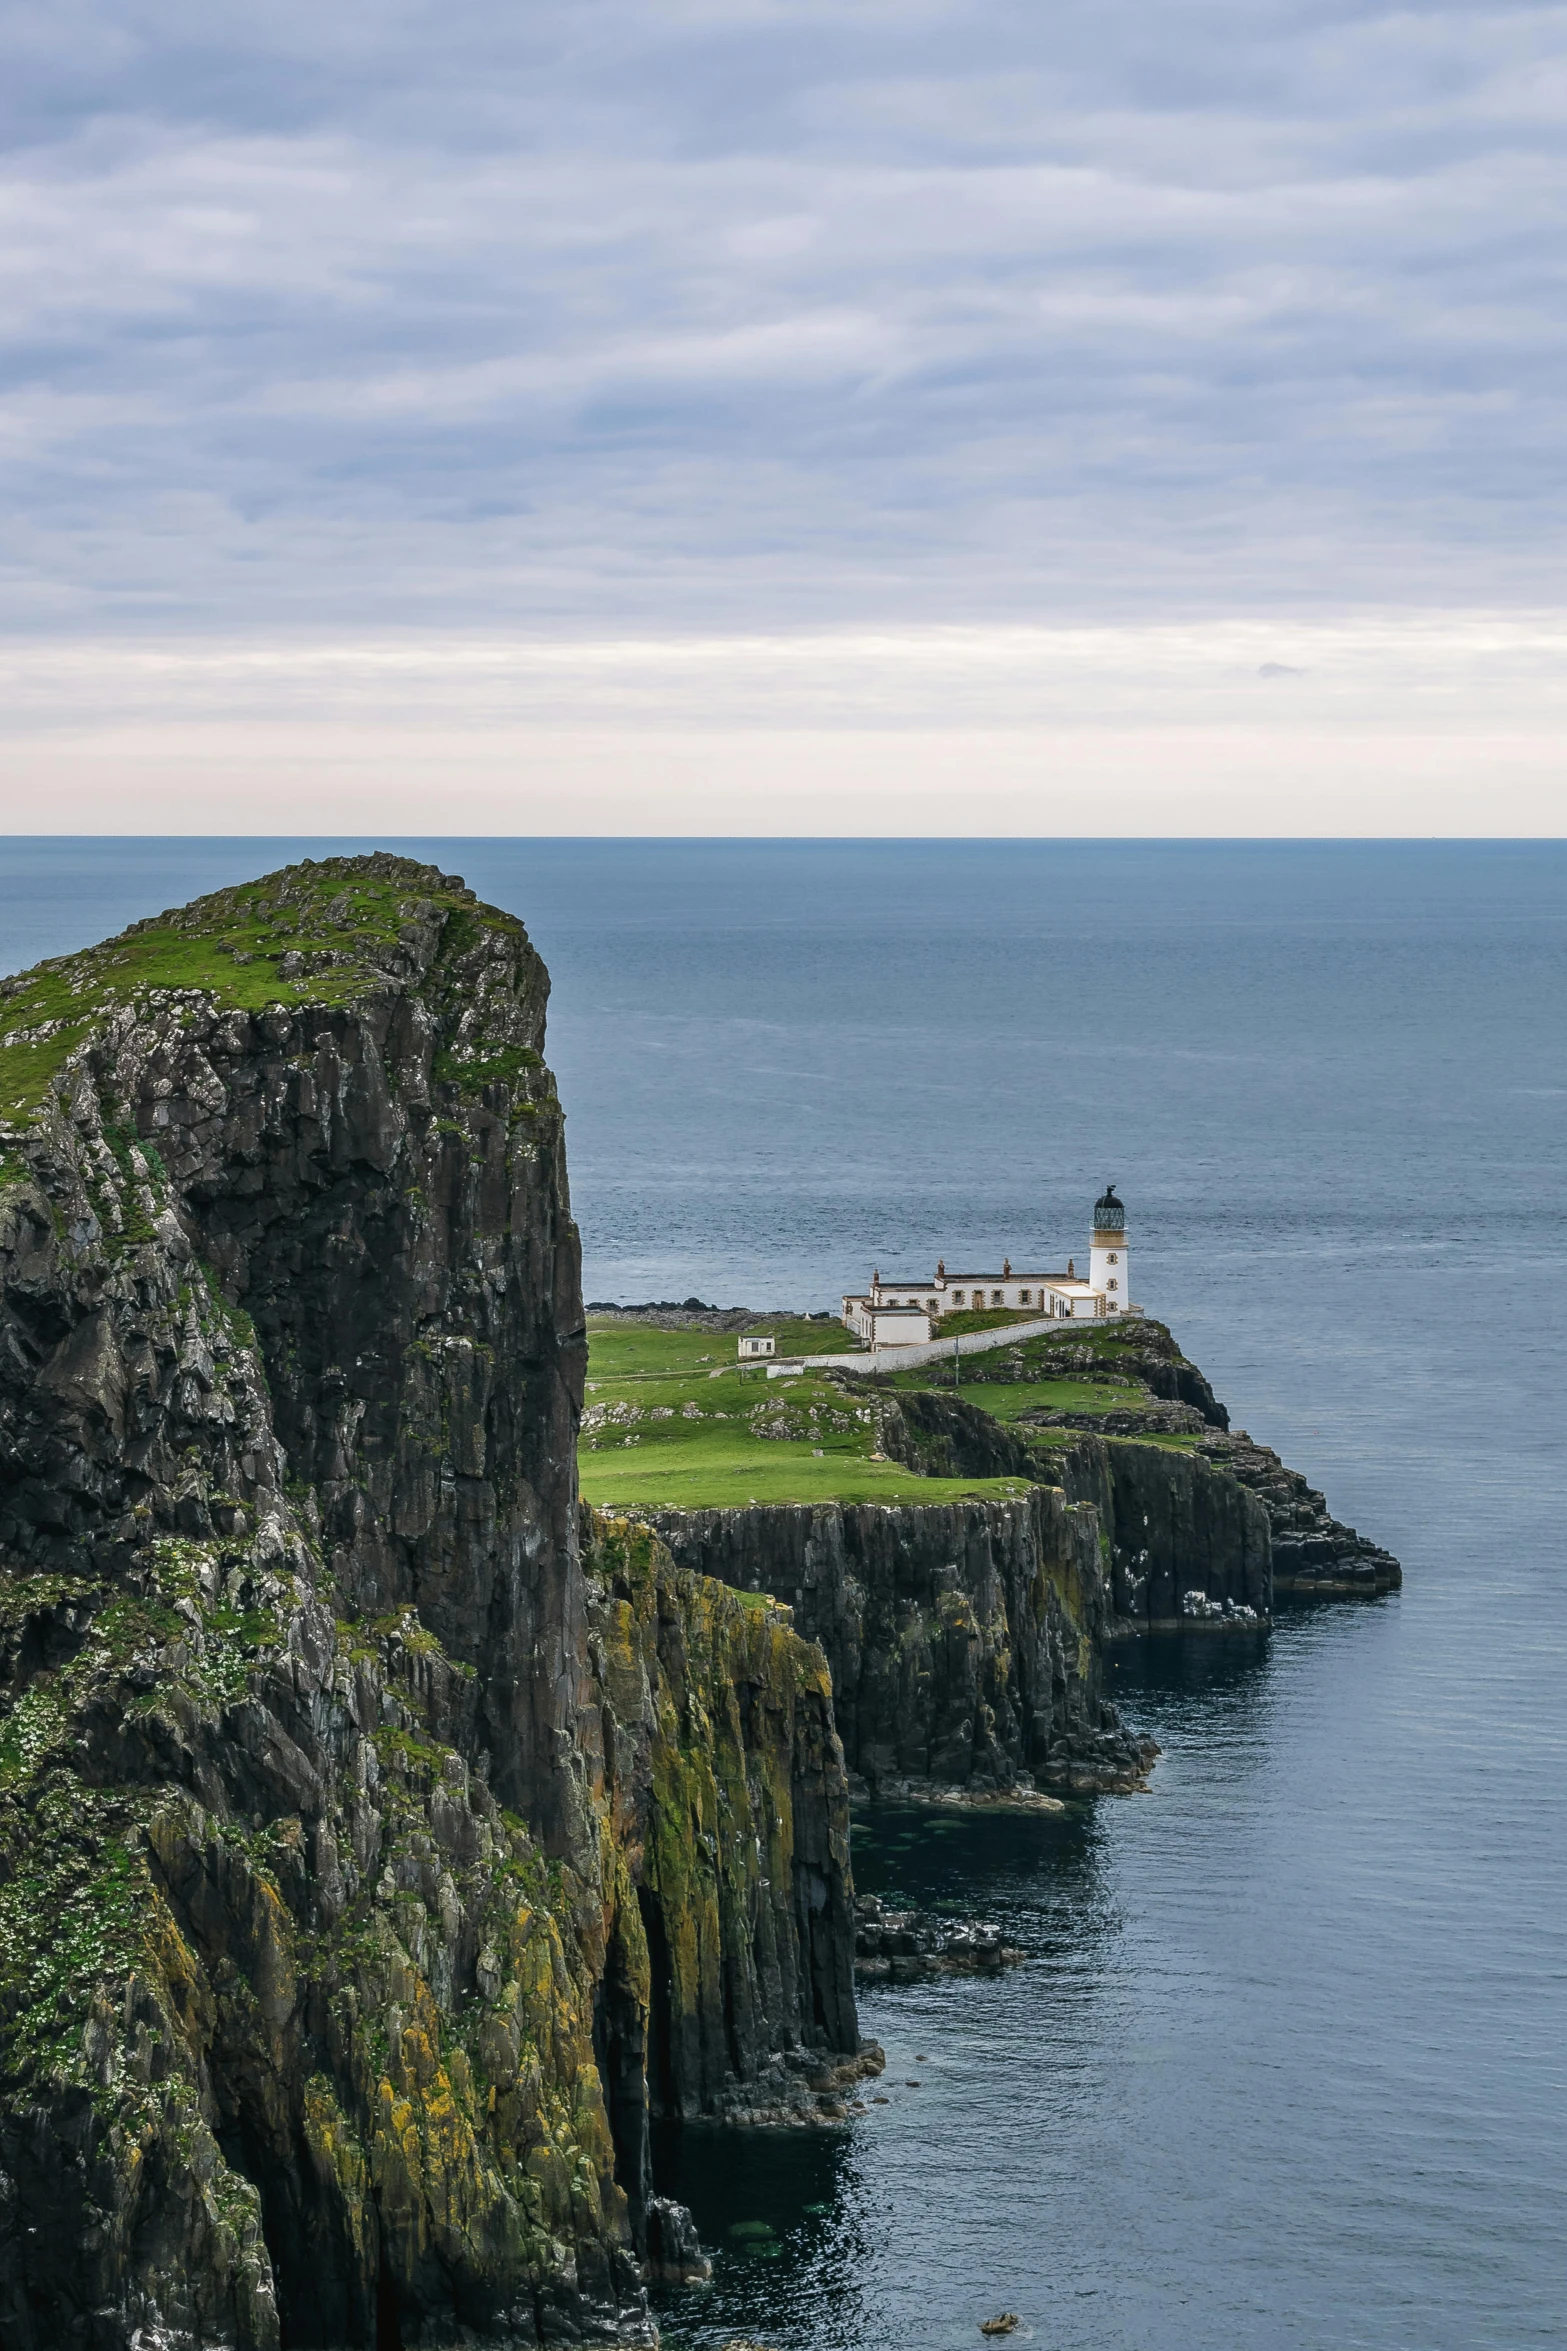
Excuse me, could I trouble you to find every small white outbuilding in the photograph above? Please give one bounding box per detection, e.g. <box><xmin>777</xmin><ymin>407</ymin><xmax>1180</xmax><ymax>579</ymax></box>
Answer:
<box><xmin>738</xmin><ymin>1334</ymin><xmax>776</xmax><ymax>1359</ymax></box>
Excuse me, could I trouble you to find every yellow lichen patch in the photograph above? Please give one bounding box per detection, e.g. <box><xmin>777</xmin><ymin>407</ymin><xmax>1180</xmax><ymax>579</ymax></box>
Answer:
<box><xmin>303</xmin><ymin>2076</ymin><xmax>375</xmax><ymax>2274</ymax></box>
<box><xmin>371</xmin><ymin>2077</ymin><xmax>431</xmax><ymax>2268</ymax></box>
<box><xmin>137</xmin><ymin>1890</ymin><xmax>217</xmax><ymax>2074</ymax></box>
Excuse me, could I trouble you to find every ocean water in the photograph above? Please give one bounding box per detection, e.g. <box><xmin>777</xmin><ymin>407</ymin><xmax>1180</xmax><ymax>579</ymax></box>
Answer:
<box><xmin>1</xmin><ymin>838</ymin><xmax>1563</xmax><ymax>2349</ymax></box>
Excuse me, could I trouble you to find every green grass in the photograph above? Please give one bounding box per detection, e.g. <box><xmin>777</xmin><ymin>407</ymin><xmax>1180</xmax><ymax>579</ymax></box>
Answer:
<box><xmin>891</xmin><ymin>1376</ymin><xmax>1140</xmax><ymax>1421</ymax></box>
<box><xmin>928</xmin><ymin>1323</ymin><xmax>1167</xmax><ymax>1381</ymax></box>
<box><xmin>1006</xmin><ymin>1323</ymin><xmax>1153</xmax><ymax>1361</ymax></box>
<box><xmin>581</xmin><ymin>1446</ymin><xmax>1031</xmax><ymax>1511</ymax></box>
<box><xmin>579</xmin><ymin>1329</ymin><xmax>1026</xmax><ymax>1511</ymax></box>
<box><xmin>1108</xmin><ymin>1430</ymin><xmax>1204</xmax><ymax>1452</ymax></box>
<box><xmin>929</xmin><ymin>1305</ymin><xmax>1042</xmax><ymax>1336</ymax></box>
<box><xmin>889</xmin><ymin>1317</ymin><xmax>1182</xmax><ymax>1440</ymax></box>
<box><xmin>583</xmin><ymin>1315</ymin><xmax>863</xmax><ymax>1381</ymax></box>
<box><xmin>0</xmin><ymin>857</ymin><xmax>500</xmax><ymax>1123</ymax></box>
<box><xmin>576</xmin><ymin>1313</ymin><xmax>1192</xmax><ymax>1511</ymax></box>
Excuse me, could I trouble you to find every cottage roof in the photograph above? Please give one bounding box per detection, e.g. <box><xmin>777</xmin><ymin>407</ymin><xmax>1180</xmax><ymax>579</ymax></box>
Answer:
<box><xmin>928</xmin><ymin>1271</ymin><xmax>1057</xmax><ymax>1283</ymax></box>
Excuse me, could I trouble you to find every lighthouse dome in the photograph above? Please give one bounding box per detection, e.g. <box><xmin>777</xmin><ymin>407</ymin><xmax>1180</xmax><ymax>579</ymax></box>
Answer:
<box><xmin>1092</xmin><ymin>1184</ymin><xmax>1125</xmax><ymax>1232</ymax></box>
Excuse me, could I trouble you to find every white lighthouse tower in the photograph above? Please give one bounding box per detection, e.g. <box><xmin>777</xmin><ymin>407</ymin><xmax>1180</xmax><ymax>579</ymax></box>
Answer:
<box><xmin>1089</xmin><ymin>1183</ymin><xmax>1128</xmax><ymax>1313</ymax></box>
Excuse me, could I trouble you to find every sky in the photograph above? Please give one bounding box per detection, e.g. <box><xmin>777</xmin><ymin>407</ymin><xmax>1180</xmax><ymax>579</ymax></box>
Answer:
<box><xmin>2</xmin><ymin>0</ymin><xmax>1565</xmax><ymax>833</ymax></box>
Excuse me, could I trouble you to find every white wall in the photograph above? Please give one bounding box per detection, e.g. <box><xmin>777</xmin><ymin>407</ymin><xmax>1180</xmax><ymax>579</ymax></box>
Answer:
<box><xmin>876</xmin><ymin>1278</ymin><xmax>1053</xmax><ymax>1310</ymax></box>
<box><xmin>869</xmin><ymin>1308</ymin><xmax>932</xmax><ymax>1346</ymax></box>
<box><xmin>1089</xmin><ymin>1236</ymin><xmax>1129</xmax><ymax>1311</ymax></box>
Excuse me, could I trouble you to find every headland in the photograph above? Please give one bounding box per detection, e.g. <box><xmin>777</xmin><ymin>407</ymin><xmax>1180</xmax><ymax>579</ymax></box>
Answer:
<box><xmin>0</xmin><ymin>856</ymin><xmax>1398</xmax><ymax>2349</ymax></box>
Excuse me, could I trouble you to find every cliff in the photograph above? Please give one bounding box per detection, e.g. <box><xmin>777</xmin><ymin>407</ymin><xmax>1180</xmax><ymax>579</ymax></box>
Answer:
<box><xmin>584</xmin><ymin>1514</ymin><xmax>866</xmax><ymax>2131</ymax></box>
<box><xmin>1193</xmin><ymin>1432</ymin><xmax>1401</xmax><ymax>1594</ymax></box>
<box><xmin>1047</xmin><ymin>1435</ymin><xmax>1273</xmax><ymax>1628</ymax></box>
<box><xmin>642</xmin><ymin>1350</ymin><xmax>1372</xmax><ymax>1798</ymax></box>
<box><xmin>938</xmin><ymin>1323</ymin><xmax>1398</xmax><ymax>1596</ymax></box>
<box><xmin>871</xmin><ymin>1381</ymin><xmax>1272</xmax><ymax>1631</ymax></box>
<box><xmin>647</xmin><ymin>1487</ymin><xmax>1156</xmax><ymax>1798</ymax></box>
<box><xmin>0</xmin><ymin>858</ymin><xmax>865</xmax><ymax>2351</ymax></box>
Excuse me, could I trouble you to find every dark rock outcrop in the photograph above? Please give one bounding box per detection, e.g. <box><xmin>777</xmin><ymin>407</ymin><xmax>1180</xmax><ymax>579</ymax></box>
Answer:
<box><xmin>647</xmin><ymin>1487</ymin><xmax>1156</xmax><ymax>1798</ymax></box>
<box><xmin>853</xmin><ymin>1894</ymin><xmax>1023</xmax><ymax>1982</ymax></box>
<box><xmin>0</xmin><ymin>858</ymin><xmax>864</xmax><ymax>2351</ymax></box>
<box><xmin>919</xmin><ymin>1319</ymin><xmax>1396</xmax><ymax>1598</ymax></box>
<box><xmin>868</xmin><ymin>1385</ymin><xmax>1039</xmax><ymax>1482</ymax></box>
<box><xmin>585</xmin><ymin>1513</ymin><xmax>876</xmax><ymax>2136</ymax></box>
<box><xmin>860</xmin><ymin>1380</ymin><xmax>1272</xmax><ymax>1631</ymax></box>
<box><xmin>1196</xmin><ymin>1432</ymin><xmax>1401</xmax><ymax>1594</ymax></box>
<box><xmin>1047</xmin><ymin>1435</ymin><xmax>1273</xmax><ymax>1629</ymax></box>
<box><xmin>872</xmin><ymin>1335</ymin><xmax>1393</xmax><ymax>1615</ymax></box>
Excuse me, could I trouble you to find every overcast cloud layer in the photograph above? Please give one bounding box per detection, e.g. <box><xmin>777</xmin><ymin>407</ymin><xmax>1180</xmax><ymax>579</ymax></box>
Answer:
<box><xmin>2</xmin><ymin>1</ymin><xmax>1565</xmax><ymax>827</ymax></box>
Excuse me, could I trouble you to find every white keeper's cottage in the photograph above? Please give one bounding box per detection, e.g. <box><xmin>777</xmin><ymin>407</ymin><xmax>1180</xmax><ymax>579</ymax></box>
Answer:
<box><xmin>842</xmin><ymin>1185</ymin><xmax>1137</xmax><ymax>1346</ymax></box>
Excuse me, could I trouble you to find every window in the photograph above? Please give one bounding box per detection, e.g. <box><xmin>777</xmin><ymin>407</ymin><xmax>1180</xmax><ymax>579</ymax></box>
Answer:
<box><xmin>954</xmin><ymin>1290</ymin><xmax>965</xmax><ymax>1305</ymax></box>
<box><xmin>1106</xmin><ymin>1278</ymin><xmax>1118</xmax><ymax>1291</ymax></box>
<box><xmin>1108</xmin><ymin>1251</ymin><xmax>1119</xmax><ymax>1264</ymax></box>
<box><xmin>927</xmin><ymin>1298</ymin><xmax>937</xmax><ymax>1312</ymax></box>
<box><xmin>992</xmin><ymin>1289</ymin><xmax>1003</xmax><ymax>1305</ymax></box>
<box><xmin>1020</xmin><ymin>1288</ymin><xmax>1031</xmax><ymax>1304</ymax></box>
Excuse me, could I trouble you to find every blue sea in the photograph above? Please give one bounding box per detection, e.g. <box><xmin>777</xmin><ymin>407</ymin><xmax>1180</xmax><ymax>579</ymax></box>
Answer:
<box><xmin>2</xmin><ymin>839</ymin><xmax>1563</xmax><ymax>2351</ymax></box>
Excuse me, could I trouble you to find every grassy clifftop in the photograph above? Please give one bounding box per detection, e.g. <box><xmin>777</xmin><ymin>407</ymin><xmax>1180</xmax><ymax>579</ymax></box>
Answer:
<box><xmin>575</xmin><ymin>1312</ymin><xmax>1221</xmax><ymax>1511</ymax></box>
<box><xmin>578</xmin><ymin>1316</ymin><xmax>1039</xmax><ymax>1510</ymax></box>
<box><xmin>0</xmin><ymin>854</ymin><xmax>505</xmax><ymax>1127</ymax></box>
<box><xmin>886</xmin><ymin>1319</ymin><xmax>1205</xmax><ymax>1431</ymax></box>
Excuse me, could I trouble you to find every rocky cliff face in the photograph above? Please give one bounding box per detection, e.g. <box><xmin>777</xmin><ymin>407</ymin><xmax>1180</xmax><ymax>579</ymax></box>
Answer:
<box><xmin>870</xmin><ymin>1382</ymin><xmax>1272</xmax><ymax>1632</ymax></box>
<box><xmin>0</xmin><ymin>858</ymin><xmax>864</xmax><ymax>2351</ymax></box>
<box><xmin>1048</xmin><ymin>1436</ymin><xmax>1273</xmax><ymax>1628</ymax></box>
<box><xmin>647</xmin><ymin>1487</ymin><xmax>1156</xmax><ymax>1797</ymax></box>
<box><xmin>1193</xmin><ymin>1432</ymin><xmax>1401</xmax><ymax>1594</ymax></box>
<box><xmin>584</xmin><ymin>1515</ymin><xmax>867</xmax><ymax>2133</ymax></box>
<box><xmin>939</xmin><ymin>1325</ymin><xmax>1400</xmax><ymax>1598</ymax></box>
<box><xmin>638</xmin><ymin>1366</ymin><xmax>1291</xmax><ymax>1805</ymax></box>
<box><xmin>896</xmin><ymin>1321</ymin><xmax>1396</xmax><ymax>1606</ymax></box>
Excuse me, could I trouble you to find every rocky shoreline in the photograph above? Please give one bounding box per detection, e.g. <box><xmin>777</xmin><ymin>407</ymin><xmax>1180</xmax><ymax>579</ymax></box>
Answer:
<box><xmin>853</xmin><ymin>1894</ymin><xmax>1025</xmax><ymax>1982</ymax></box>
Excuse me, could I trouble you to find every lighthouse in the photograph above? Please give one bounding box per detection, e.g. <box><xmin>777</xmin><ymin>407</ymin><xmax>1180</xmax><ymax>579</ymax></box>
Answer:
<box><xmin>1089</xmin><ymin>1184</ymin><xmax>1128</xmax><ymax>1313</ymax></box>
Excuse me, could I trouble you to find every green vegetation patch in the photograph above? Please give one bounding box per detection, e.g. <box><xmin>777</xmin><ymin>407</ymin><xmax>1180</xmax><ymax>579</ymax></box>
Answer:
<box><xmin>889</xmin><ymin>1372</ymin><xmax>1140</xmax><ymax>1421</ymax></box>
<box><xmin>580</xmin><ymin>1329</ymin><xmax>1028</xmax><ymax>1511</ymax></box>
<box><xmin>1108</xmin><ymin>1430</ymin><xmax>1204</xmax><ymax>1453</ymax></box>
<box><xmin>883</xmin><ymin>1317</ymin><xmax>1203</xmax><ymax>1457</ymax></box>
<box><xmin>0</xmin><ymin>1782</ymin><xmax>156</xmax><ymax>2089</ymax></box>
<box><xmin>579</xmin><ymin>1313</ymin><xmax>1200</xmax><ymax>1509</ymax></box>
<box><xmin>431</xmin><ymin>1042</ymin><xmax>545</xmax><ymax>1097</ymax></box>
<box><xmin>580</xmin><ymin>1446</ymin><xmax>1030</xmax><ymax>1512</ymax></box>
<box><xmin>583</xmin><ymin>1315</ymin><xmax>862</xmax><ymax>1381</ymax></box>
<box><xmin>961</xmin><ymin>1323</ymin><xmax>1164</xmax><ymax>1372</ymax></box>
<box><xmin>0</xmin><ymin>1537</ymin><xmax>286</xmax><ymax>1791</ymax></box>
<box><xmin>930</xmin><ymin>1305</ymin><xmax>1041</xmax><ymax>1336</ymax></box>
<box><xmin>0</xmin><ymin>856</ymin><xmax>500</xmax><ymax>1123</ymax></box>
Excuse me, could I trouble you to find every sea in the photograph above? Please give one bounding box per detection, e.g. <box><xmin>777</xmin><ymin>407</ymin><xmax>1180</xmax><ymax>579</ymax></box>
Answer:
<box><xmin>1</xmin><ymin>838</ymin><xmax>1563</xmax><ymax>2351</ymax></box>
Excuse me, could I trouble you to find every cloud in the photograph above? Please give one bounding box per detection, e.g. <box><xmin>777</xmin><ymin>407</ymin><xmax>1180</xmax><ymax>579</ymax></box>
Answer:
<box><xmin>0</xmin><ymin>607</ymin><xmax>1564</xmax><ymax>833</ymax></box>
<box><xmin>0</xmin><ymin>1</ymin><xmax>1563</xmax><ymax>828</ymax></box>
